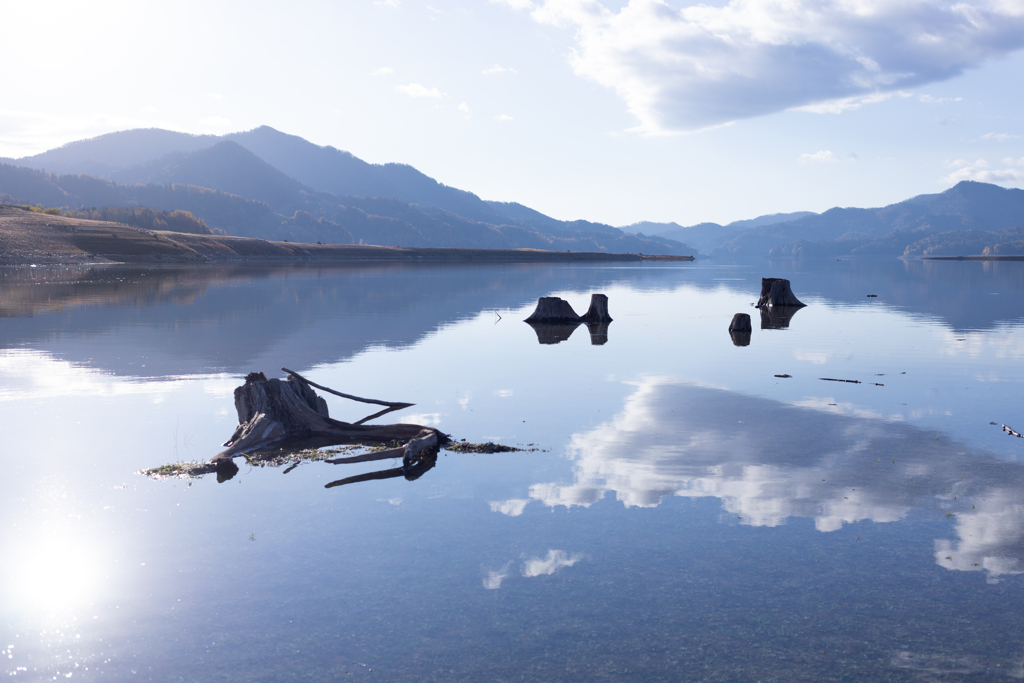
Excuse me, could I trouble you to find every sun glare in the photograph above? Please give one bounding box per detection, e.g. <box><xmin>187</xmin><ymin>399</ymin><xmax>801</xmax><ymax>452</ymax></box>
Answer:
<box><xmin>5</xmin><ymin>527</ymin><xmax>108</xmax><ymax>614</ymax></box>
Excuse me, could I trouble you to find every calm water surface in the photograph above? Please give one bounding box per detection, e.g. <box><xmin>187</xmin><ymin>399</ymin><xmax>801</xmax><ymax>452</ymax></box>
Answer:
<box><xmin>2</xmin><ymin>259</ymin><xmax>1024</xmax><ymax>681</ymax></box>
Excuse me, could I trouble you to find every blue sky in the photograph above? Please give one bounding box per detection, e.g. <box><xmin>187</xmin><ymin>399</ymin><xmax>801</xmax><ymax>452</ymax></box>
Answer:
<box><xmin>2</xmin><ymin>0</ymin><xmax>1023</xmax><ymax>226</ymax></box>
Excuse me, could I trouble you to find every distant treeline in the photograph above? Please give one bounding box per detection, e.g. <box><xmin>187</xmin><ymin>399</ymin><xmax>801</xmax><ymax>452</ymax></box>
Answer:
<box><xmin>65</xmin><ymin>206</ymin><xmax>211</xmax><ymax>235</ymax></box>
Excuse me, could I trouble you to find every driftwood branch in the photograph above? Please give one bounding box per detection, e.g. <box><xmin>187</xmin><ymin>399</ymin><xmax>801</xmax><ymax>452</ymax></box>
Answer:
<box><xmin>282</xmin><ymin>367</ymin><xmax>413</xmax><ymax>409</ymax></box>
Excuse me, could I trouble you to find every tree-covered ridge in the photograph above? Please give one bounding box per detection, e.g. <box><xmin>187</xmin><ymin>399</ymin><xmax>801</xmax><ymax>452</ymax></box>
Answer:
<box><xmin>65</xmin><ymin>206</ymin><xmax>211</xmax><ymax>235</ymax></box>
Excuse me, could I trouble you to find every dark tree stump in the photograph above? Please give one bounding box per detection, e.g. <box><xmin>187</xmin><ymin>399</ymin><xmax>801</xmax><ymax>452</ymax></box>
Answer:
<box><xmin>729</xmin><ymin>313</ymin><xmax>752</xmax><ymax>332</ymax></box>
<box><xmin>213</xmin><ymin>372</ymin><xmax>439</xmax><ymax>463</ymax></box>
<box><xmin>525</xmin><ymin>296</ymin><xmax>582</xmax><ymax>323</ymax></box>
<box><xmin>581</xmin><ymin>293</ymin><xmax>612</xmax><ymax>323</ymax></box>
<box><xmin>755</xmin><ymin>278</ymin><xmax>805</xmax><ymax>308</ymax></box>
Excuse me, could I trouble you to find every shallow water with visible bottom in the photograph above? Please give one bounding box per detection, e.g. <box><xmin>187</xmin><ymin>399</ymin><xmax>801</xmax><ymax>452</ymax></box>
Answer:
<box><xmin>2</xmin><ymin>258</ymin><xmax>1024</xmax><ymax>681</ymax></box>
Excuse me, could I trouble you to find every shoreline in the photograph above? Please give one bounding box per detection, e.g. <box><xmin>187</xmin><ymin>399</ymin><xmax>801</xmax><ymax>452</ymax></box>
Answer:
<box><xmin>918</xmin><ymin>255</ymin><xmax>1024</xmax><ymax>262</ymax></box>
<box><xmin>0</xmin><ymin>206</ymin><xmax>693</xmax><ymax>266</ymax></box>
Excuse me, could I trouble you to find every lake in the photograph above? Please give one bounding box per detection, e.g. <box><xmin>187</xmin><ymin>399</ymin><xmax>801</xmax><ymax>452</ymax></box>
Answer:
<box><xmin>2</xmin><ymin>258</ymin><xmax>1024</xmax><ymax>681</ymax></box>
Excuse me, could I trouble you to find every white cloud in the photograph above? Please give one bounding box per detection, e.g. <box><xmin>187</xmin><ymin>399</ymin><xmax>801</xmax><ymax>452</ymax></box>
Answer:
<box><xmin>374</xmin><ymin>0</ymin><xmax>401</xmax><ymax>6</ymax></box>
<box><xmin>919</xmin><ymin>94</ymin><xmax>963</xmax><ymax>104</ymax></box>
<box><xmin>396</xmin><ymin>83</ymin><xmax>443</xmax><ymax>98</ymax></box>
<box><xmin>498</xmin><ymin>0</ymin><xmax>1024</xmax><ymax>133</ymax></box>
<box><xmin>482</xmin><ymin>64</ymin><xmax>518</xmax><ymax>74</ymax></box>
<box><xmin>798</xmin><ymin>150</ymin><xmax>839</xmax><ymax>164</ymax></box>
<box><xmin>941</xmin><ymin>163</ymin><xmax>1024</xmax><ymax>184</ymax></box>
<box><xmin>521</xmin><ymin>549</ymin><xmax>583</xmax><ymax>577</ymax></box>
<box><xmin>491</xmin><ymin>0</ymin><xmax>536</xmax><ymax>9</ymax></box>
<box><xmin>427</xmin><ymin>5</ymin><xmax>443</xmax><ymax>14</ymax></box>
<box><xmin>493</xmin><ymin>114</ymin><xmax>514</xmax><ymax>121</ymax></box>
<box><xmin>982</xmin><ymin>132</ymin><xmax>1021</xmax><ymax>142</ymax></box>
<box><xmin>371</xmin><ymin>67</ymin><xmax>394</xmax><ymax>77</ymax></box>
<box><xmin>458</xmin><ymin>102</ymin><xmax>473</xmax><ymax>119</ymax></box>
<box><xmin>793</xmin><ymin>91</ymin><xmax>907</xmax><ymax>115</ymax></box>
<box><xmin>1005</xmin><ymin>157</ymin><xmax>1024</xmax><ymax>166</ymax></box>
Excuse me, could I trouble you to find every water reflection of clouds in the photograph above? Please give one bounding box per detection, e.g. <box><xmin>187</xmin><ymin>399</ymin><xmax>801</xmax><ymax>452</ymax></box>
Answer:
<box><xmin>522</xmin><ymin>550</ymin><xmax>583</xmax><ymax>578</ymax></box>
<box><xmin>0</xmin><ymin>349</ymin><xmax>233</xmax><ymax>401</ymax></box>
<box><xmin>481</xmin><ymin>551</ymin><xmax>582</xmax><ymax>589</ymax></box>
<box><xmin>494</xmin><ymin>378</ymin><xmax>1024</xmax><ymax>580</ymax></box>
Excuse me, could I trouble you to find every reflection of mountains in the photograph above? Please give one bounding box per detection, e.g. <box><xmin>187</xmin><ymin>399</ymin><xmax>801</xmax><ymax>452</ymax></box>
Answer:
<box><xmin>765</xmin><ymin>257</ymin><xmax>1024</xmax><ymax>332</ymax></box>
<box><xmin>4</xmin><ymin>256</ymin><xmax>1024</xmax><ymax>376</ymax></box>
<box><xmin>0</xmin><ymin>263</ymin><xmax>682</xmax><ymax>376</ymax></box>
<box><xmin>499</xmin><ymin>379</ymin><xmax>1024</xmax><ymax>580</ymax></box>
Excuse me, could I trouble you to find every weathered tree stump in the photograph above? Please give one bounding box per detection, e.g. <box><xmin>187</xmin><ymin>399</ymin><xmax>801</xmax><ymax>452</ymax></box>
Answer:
<box><xmin>581</xmin><ymin>294</ymin><xmax>612</xmax><ymax>323</ymax></box>
<box><xmin>755</xmin><ymin>278</ymin><xmax>805</xmax><ymax>308</ymax></box>
<box><xmin>212</xmin><ymin>371</ymin><xmax>441</xmax><ymax>465</ymax></box>
<box><xmin>729</xmin><ymin>313</ymin><xmax>752</xmax><ymax>332</ymax></box>
<box><xmin>728</xmin><ymin>313</ymin><xmax>752</xmax><ymax>346</ymax></box>
<box><xmin>525</xmin><ymin>296</ymin><xmax>582</xmax><ymax>323</ymax></box>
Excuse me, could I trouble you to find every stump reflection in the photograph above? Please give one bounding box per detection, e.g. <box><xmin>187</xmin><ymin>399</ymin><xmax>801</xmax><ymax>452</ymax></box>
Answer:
<box><xmin>760</xmin><ymin>306</ymin><xmax>802</xmax><ymax>330</ymax></box>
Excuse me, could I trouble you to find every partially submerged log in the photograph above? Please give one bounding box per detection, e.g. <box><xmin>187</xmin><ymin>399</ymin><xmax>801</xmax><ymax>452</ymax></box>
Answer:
<box><xmin>212</xmin><ymin>371</ymin><xmax>442</xmax><ymax>469</ymax></box>
<box><xmin>755</xmin><ymin>278</ymin><xmax>805</xmax><ymax>308</ymax></box>
<box><xmin>325</xmin><ymin>429</ymin><xmax>440</xmax><ymax>488</ymax></box>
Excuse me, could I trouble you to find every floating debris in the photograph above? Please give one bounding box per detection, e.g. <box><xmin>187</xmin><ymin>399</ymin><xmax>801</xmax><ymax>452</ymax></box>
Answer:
<box><xmin>1004</xmin><ymin>424</ymin><xmax>1024</xmax><ymax>438</ymax></box>
<box><xmin>774</xmin><ymin>374</ymin><xmax>792</xmax><ymax>378</ymax></box>
<box><xmin>866</xmin><ymin>294</ymin><xmax>877</xmax><ymax>297</ymax></box>
<box><xmin>445</xmin><ymin>442</ymin><xmax>544</xmax><ymax>454</ymax></box>
<box><xmin>820</xmin><ymin>377</ymin><xmax>861</xmax><ymax>384</ymax></box>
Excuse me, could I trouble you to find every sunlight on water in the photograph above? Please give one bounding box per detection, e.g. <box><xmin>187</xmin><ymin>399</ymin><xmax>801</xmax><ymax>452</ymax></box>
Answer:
<box><xmin>5</xmin><ymin>525</ymin><xmax>107</xmax><ymax>614</ymax></box>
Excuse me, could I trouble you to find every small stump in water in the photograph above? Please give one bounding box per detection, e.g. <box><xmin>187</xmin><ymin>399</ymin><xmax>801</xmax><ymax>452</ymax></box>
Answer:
<box><xmin>728</xmin><ymin>313</ymin><xmax>752</xmax><ymax>346</ymax></box>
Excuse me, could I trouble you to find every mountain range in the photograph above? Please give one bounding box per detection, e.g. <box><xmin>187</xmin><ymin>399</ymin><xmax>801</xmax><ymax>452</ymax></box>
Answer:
<box><xmin>631</xmin><ymin>183</ymin><xmax>1024</xmax><ymax>257</ymax></box>
<box><xmin>2</xmin><ymin>126</ymin><xmax>1024</xmax><ymax>258</ymax></box>
<box><xmin>0</xmin><ymin>127</ymin><xmax>685</xmax><ymax>254</ymax></box>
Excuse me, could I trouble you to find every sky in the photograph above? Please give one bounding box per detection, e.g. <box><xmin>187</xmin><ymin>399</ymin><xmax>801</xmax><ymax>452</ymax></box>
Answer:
<box><xmin>1</xmin><ymin>0</ymin><xmax>1023</xmax><ymax>227</ymax></box>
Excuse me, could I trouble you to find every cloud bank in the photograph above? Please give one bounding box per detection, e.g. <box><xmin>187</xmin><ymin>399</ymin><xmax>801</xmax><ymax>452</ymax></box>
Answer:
<box><xmin>497</xmin><ymin>0</ymin><xmax>1024</xmax><ymax>132</ymax></box>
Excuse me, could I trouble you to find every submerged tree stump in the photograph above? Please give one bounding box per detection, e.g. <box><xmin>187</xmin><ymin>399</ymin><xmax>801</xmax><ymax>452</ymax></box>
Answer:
<box><xmin>212</xmin><ymin>371</ymin><xmax>441</xmax><ymax>465</ymax></box>
<box><xmin>581</xmin><ymin>294</ymin><xmax>612</xmax><ymax>323</ymax></box>
<box><xmin>755</xmin><ymin>278</ymin><xmax>805</xmax><ymax>308</ymax></box>
<box><xmin>525</xmin><ymin>293</ymin><xmax>612</xmax><ymax>344</ymax></box>
<box><xmin>728</xmin><ymin>313</ymin><xmax>752</xmax><ymax>346</ymax></box>
<box><xmin>525</xmin><ymin>297</ymin><xmax>582</xmax><ymax>323</ymax></box>
<box><xmin>728</xmin><ymin>313</ymin><xmax>752</xmax><ymax>332</ymax></box>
